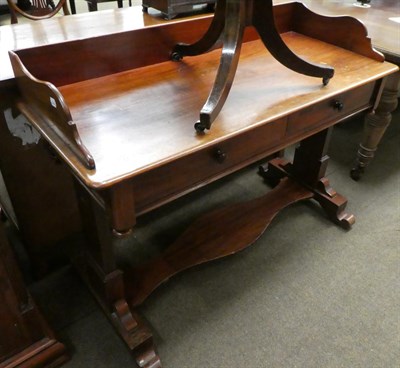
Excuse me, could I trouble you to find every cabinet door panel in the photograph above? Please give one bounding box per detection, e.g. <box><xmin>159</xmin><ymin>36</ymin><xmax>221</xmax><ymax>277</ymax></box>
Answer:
<box><xmin>0</xmin><ymin>252</ymin><xmax>30</xmax><ymax>361</ymax></box>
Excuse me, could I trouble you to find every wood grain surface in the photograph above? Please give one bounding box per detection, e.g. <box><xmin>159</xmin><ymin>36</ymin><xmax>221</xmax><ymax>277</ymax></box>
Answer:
<box><xmin>54</xmin><ymin>34</ymin><xmax>396</xmax><ymax>187</ymax></box>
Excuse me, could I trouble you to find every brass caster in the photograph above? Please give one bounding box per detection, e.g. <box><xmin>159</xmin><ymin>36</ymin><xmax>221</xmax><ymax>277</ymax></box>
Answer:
<box><xmin>194</xmin><ymin>121</ymin><xmax>207</xmax><ymax>133</ymax></box>
<box><xmin>170</xmin><ymin>51</ymin><xmax>183</xmax><ymax>62</ymax></box>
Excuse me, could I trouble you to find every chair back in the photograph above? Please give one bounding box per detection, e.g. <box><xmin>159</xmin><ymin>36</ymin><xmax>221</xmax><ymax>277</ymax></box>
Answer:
<box><xmin>7</xmin><ymin>0</ymin><xmax>70</xmax><ymax>23</ymax></box>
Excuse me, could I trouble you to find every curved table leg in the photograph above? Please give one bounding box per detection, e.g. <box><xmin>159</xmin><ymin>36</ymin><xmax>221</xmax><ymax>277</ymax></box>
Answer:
<box><xmin>252</xmin><ymin>0</ymin><xmax>334</xmax><ymax>85</ymax></box>
<box><xmin>172</xmin><ymin>0</ymin><xmax>335</xmax><ymax>132</ymax></box>
<box><xmin>195</xmin><ymin>0</ymin><xmax>245</xmax><ymax>132</ymax></box>
<box><xmin>351</xmin><ymin>71</ymin><xmax>400</xmax><ymax>180</ymax></box>
<box><xmin>171</xmin><ymin>0</ymin><xmax>226</xmax><ymax>60</ymax></box>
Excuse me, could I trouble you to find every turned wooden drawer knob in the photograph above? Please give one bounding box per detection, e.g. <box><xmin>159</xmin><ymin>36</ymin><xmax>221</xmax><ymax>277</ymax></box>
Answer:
<box><xmin>215</xmin><ymin>148</ymin><xmax>227</xmax><ymax>163</ymax></box>
<box><xmin>333</xmin><ymin>100</ymin><xmax>344</xmax><ymax>111</ymax></box>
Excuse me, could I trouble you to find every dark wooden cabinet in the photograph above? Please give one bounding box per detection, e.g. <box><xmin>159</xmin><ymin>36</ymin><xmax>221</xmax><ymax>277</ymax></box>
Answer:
<box><xmin>0</xmin><ymin>220</ymin><xmax>68</xmax><ymax>368</ymax></box>
<box><xmin>0</xmin><ymin>90</ymin><xmax>82</xmax><ymax>278</ymax></box>
<box><xmin>142</xmin><ymin>0</ymin><xmax>215</xmax><ymax>19</ymax></box>
<box><xmin>85</xmin><ymin>0</ymin><xmax>123</xmax><ymax>12</ymax></box>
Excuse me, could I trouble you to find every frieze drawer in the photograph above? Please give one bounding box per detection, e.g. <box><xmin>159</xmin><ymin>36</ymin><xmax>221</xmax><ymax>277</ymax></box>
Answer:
<box><xmin>132</xmin><ymin>118</ymin><xmax>287</xmax><ymax>214</ymax></box>
<box><xmin>286</xmin><ymin>82</ymin><xmax>376</xmax><ymax>137</ymax></box>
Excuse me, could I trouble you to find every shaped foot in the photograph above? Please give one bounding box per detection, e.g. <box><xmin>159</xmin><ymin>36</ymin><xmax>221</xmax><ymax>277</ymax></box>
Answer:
<box><xmin>135</xmin><ymin>342</ymin><xmax>162</xmax><ymax>368</ymax></box>
<box><xmin>111</xmin><ymin>299</ymin><xmax>161</xmax><ymax>366</ymax></box>
<box><xmin>314</xmin><ymin>178</ymin><xmax>355</xmax><ymax>229</ymax></box>
<box><xmin>259</xmin><ymin>158</ymin><xmax>291</xmax><ymax>187</ymax></box>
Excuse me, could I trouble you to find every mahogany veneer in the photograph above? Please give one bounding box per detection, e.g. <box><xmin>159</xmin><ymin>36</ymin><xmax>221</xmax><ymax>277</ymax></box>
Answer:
<box><xmin>0</xmin><ymin>1</ymin><xmax>397</xmax><ymax>276</ymax></box>
<box><xmin>4</xmin><ymin>2</ymin><xmax>399</xmax><ymax>367</ymax></box>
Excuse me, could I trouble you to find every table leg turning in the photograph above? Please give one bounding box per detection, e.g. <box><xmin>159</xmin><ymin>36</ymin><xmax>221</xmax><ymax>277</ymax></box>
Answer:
<box><xmin>351</xmin><ymin>71</ymin><xmax>400</xmax><ymax>180</ymax></box>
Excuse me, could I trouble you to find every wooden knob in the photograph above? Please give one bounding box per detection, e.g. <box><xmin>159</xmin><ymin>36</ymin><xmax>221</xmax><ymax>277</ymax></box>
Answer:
<box><xmin>215</xmin><ymin>148</ymin><xmax>227</xmax><ymax>163</ymax></box>
<box><xmin>333</xmin><ymin>100</ymin><xmax>344</xmax><ymax>111</ymax></box>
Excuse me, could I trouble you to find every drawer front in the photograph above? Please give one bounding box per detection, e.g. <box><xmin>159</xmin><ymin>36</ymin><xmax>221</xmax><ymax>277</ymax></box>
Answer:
<box><xmin>132</xmin><ymin>81</ymin><xmax>376</xmax><ymax>214</ymax></box>
<box><xmin>286</xmin><ymin>82</ymin><xmax>376</xmax><ymax>137</ymax></box>
<box><xmin>133</xmin><ymin>119</ymin><xmax>286</xmax><ymax>214</ymax></box>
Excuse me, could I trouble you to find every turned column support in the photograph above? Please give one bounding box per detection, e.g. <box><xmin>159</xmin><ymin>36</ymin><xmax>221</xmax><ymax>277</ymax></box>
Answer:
<box><xmin>351</xmin><ymin>71</ymin><xmax>400</xmax><ymax>180</ymax></box>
